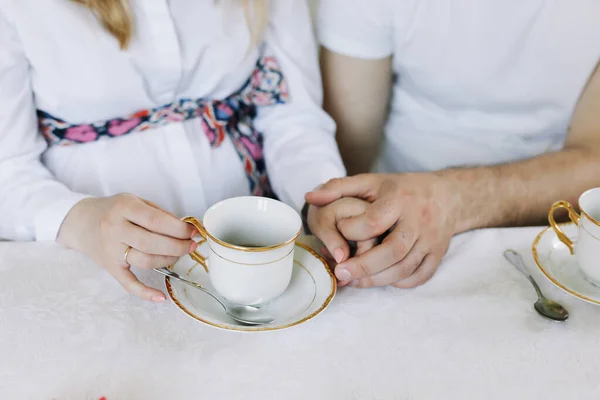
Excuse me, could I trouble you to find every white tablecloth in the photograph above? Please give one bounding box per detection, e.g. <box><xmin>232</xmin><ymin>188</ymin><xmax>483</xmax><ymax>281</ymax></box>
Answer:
<box><xmin>1</xmin><ymin>227</ymin><xmax>600</xmax><ymax>400</ymax></box>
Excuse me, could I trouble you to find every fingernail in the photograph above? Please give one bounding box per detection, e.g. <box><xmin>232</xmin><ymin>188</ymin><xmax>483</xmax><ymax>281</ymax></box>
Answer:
<box><xmin>334</xmin><ymin>248</ymin><xmax>344</xmax><ymax>263</ymax></box>
<box><xmin>189</xmin><ymin>241</ymin><xmax>198</xmax><ymax>253</ymax></box>
<box><xmin>190</xmin><ymin>230</ymin><xmax>199</xmax><ymax>239</ymax></box>
<box><xmin>152</xmin><ymin>295</ymin><xmax>166</xmax><ymax>303</ymax></box>
<box><xmin>335</xmin><ymin>268</ymin><xmax>351</xmax><ymax>282</ymax></box>
<box><xmin>350</xmin><ymin>280</ymin><xmax>359</xmax><ymax>287</ymax></box>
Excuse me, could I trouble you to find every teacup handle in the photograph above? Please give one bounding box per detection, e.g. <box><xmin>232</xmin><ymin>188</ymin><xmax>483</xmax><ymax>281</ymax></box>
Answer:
<box><xmin>548</xmin><ymin>201</ymin><xmax>580</xmax><ymax>255</ymax></box>
<box><xmin>182</xmin><ymin>216</ymin><xmax>209</xmax><ymax>271</ymax></box>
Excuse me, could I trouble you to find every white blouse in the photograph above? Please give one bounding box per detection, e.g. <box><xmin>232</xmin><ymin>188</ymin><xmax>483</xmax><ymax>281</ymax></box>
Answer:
<box><xmin>318</xmin><ymin>0</ymin><xmax>600</xmax><ymax>174</ymax></box>
<box><xmin>0</xmin><ymin>0</ymin><xmax>345</xmax><ymax>241</ymax></box>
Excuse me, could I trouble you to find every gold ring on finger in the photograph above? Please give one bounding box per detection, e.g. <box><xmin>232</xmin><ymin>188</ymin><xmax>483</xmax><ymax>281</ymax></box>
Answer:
<box><xmin>123</xmin><ymin>245</ymin><xmax>133</xmax><ymax>267</ymax></box>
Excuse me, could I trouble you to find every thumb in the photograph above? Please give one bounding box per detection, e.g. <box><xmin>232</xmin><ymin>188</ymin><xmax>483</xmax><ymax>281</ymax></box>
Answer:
<box><xmin>304</xmin><ymin>182</ymin><xmax>340</xmax><ymax>207</ymax></box>
<box><xmin>305</xmin><ymin>175</ymin><xmax>375</xmax><ymax>207</ymax></box>
<box><xmin>305</xmin><ymin>189</ymin><xmax>340</xmax><ymax>207</ymax></box>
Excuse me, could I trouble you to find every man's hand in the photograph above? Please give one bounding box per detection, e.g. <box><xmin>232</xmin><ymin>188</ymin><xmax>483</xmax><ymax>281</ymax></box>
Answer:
<box><xmin>306</xmin><ymin>174</ymin><xmax>460</xmax><ymax>288</ymax></box>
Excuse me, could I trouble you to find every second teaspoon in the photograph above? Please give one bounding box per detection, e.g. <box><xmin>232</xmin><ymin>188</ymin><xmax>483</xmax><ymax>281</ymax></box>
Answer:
<box><xmin>504</xmin><ymin>249</ymin><xmax>569</xmax><ymax>322</ymax></box>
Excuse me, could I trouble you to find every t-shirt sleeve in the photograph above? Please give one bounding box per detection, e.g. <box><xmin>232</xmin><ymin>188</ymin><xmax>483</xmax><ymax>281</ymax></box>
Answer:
<box><xmin>317</xmin><ymin>0</ymin><xmax>394</xmax><ymax>60</ymax></box>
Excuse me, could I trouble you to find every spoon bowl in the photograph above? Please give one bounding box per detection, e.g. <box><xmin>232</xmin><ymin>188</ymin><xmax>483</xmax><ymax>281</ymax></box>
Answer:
<box><xmin>225</xmin><ymin>304</ymin><xmax>276</xmax><ymax>325</ymax></box>
<box><xmin>534</xmin><ymin>298</ymin><xmax>569</xmax><ymax>322</ymax></box>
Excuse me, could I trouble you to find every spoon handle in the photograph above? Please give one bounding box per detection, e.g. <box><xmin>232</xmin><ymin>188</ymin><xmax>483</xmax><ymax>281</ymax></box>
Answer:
<box><xmin>503</xmin><ymin>250</ymin><xmax>544</xmax><ymax>299</ymax></box>
<box><xmin>153</xmin><ymin>267</ymin><xmax>227</xmax><ymax>310</ymax></box>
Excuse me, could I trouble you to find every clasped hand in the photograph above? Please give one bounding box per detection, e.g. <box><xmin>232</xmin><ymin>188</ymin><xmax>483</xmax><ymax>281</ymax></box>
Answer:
<box><xmin>306</xmin><ymin>173</ymin><xmax>458</xmax><ymax>288</ymax></box>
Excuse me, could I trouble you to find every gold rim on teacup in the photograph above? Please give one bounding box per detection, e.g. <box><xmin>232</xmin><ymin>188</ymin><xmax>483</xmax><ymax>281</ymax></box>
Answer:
<box><xmin>182</xmin><ymin>216</ymin><xmax>302</xmax><ymax>253</ymax></box>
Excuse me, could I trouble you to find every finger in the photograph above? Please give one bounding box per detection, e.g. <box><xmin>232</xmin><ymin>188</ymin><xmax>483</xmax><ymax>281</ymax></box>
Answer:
<box><xmin>335</xmin><ymin>228</ymin><xmax>418</xmax><ymax>282</ymax></box>
<box><xmin>141</xmin><ymin>199</ymin><xmax>179</xmax><ymax>219</ymax></box>
<box><xmin>110</xmin><ymin>266</ymin><xmax>166</xmax><ymax>302</ymax></box>
<box><xmin>392</xmin><ymin>253</ymin><xmax>440</xmax><ymax>289</ymax></box>
<box><xmin>320</xmin><ymin>246</ymin><xmax>336</xmax><ymax>264</ymax></box>
<box><xmin>310</xmin><ymin>199</ymin><xmax>368</xmax><ymax>264</ymax></box>
<box><xmin>311</xmin><ymin>216</ymin><xmax>349</xmax><ymax>264</ymax></box>
<box><xmin>355</xmin><ymin>238</ymin><xmax>378</xmax><ymax>256</ymax></box>
<box><xmin>319</xmin><ymin>253</ymin><xmax>348</xmax><ymax>287</ymax></box>
<box><xmin>334</xmin><ymin>198</ymin><xmax>370</xmax><ymax>220</ymax></box>
<box><xmin>353</xmin><ymin>241</ymin><xmax>428</xmax><ymax>288</ymax></box>
<box><xmin>305</xmin><ymin>175</ymin><xmax>377</xmax><ymax>206</ymax></box>
<box><xmin>319</xmin><ymin>246</ymin><xmax>336</xmax><ymax>267</ymax></box>
<box><xmin>321</xmin><ymin>246</ymin><xmax>351</xmax><ymax>288</ymax></box>
<box><xmin>124</xmin><ymin>197</ymin><xmax>195</xmax><ymax>239</ymax></box>
<box><xmin>122</xmin><ymin>221</ymin><xmax>196</xmax><ymax>257</ymax></box>
<box><xmin>330</xmin><ymin>199</ymin><xmax>372</xmax><ymax>263</ymax></box>
<box><xmin>337</xmin><ymin>196</ymin><xmax>402</xmax><ymax>240</ymax></box>
<box><xmin>125</xmin><ymin>247</ymin><xmax>180</xmax><ymax>270</ymax></box>
<box><xmin>342</xmin><ymin>239</ymin><xmax>377</xmax><ymax>283</ymax></box>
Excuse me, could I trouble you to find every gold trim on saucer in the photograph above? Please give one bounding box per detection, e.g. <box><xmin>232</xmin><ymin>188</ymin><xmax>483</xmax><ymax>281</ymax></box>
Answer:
<box><xmin>165</xmin><ymin>242</ymin><xmax>337</xmax><ymax>332</ymax></box>
<box><xmin>183</xmin><ymin>216</ymin><xmax>302</xmax><ymax>253</ymax></box>
<box><xmin>532</xmin><ymin>223</ymin><xmax>600</xmax><ymax>305</ymax></box>
<box><xmin>295</xmin><ymin>260</ymin><xmax>318</xmax><ymax>310</ymax></box>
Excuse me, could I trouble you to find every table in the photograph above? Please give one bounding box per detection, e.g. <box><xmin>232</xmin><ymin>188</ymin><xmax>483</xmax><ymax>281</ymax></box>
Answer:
<box><xmin>1</xmin><ymin>227</ymin><xmax>600</xmax><ymax>400</ymax></box>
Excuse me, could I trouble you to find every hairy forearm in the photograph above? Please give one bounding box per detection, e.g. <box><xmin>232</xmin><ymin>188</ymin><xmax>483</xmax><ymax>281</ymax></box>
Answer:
<box><xmin>439</xmin><ymin>146</ymin><xmax>600</xmax><ymax>232</ymax></box>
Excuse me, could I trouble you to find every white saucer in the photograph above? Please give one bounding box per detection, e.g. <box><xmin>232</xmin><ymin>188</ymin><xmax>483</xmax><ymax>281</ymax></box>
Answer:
<box><xmin>165</xmin><ymin>242</ymin><xmax>336</xmax><ymax>332</ymax></box>
<box><xmin>532</xmin><ymin>222</ymin><xmax>600</xmax><ymax>305</ymax></box>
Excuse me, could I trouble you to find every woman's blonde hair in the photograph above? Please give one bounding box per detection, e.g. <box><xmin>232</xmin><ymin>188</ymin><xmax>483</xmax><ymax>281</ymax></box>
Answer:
<box><xmin>73</xmin><ymin>0</ymin><xmax>269</xmax><ymax>49</ymax></box>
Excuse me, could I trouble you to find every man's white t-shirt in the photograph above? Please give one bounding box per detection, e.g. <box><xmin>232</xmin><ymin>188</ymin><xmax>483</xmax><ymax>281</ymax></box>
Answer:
<box><xmin>318</xmin><ymin>0</ymin><xmax>600</xmax><ymax>173</ymax></box>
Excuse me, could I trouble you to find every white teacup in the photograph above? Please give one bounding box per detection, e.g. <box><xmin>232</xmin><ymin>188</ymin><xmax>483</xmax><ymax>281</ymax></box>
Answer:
<box><xmin>182</xmin><ymin>196</ymin><xmax>302</xmax><ymax>306</ymax></box>
<box><xmin>549</xmin><ymin>188</ymin><xmax>600</xmax><ymax>286</ymax></box>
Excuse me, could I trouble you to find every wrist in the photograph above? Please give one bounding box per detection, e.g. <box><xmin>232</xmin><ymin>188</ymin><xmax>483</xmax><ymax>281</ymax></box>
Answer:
<box><xmin>431</xmin><ymin>170</ymin><xmax>472</xmax><ymax>235</ymax></box>
<box><xmin>56</xmin><ymin>197</ymin><xmax>96</xmax><ymax>250</ymax></box>
<box><xmin>435</xmin><ymin>167</ymin><xmax>500</xmax><ymax>234</ymax></box>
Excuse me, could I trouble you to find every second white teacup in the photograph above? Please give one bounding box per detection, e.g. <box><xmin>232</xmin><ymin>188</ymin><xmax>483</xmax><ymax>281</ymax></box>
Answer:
<box><xmin>183</xmin><ymin>196</ymin><xmax>302</xmax><ymax>306</ymax></box>
<box><xmin>549</xmin><ymin>187</ymin><xmax>600</xmax><ymax>286</ymax></box>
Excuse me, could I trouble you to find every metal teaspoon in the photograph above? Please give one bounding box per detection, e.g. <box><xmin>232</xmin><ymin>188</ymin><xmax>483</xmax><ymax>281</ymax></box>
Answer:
<box><xmin>154</xmin><ymin>267</ymin><xmax>275</xmax><ymax>326</ymax></box>
<box><xmin>504</xmin><ymin>249</ymin><xmax>569</xmax><ymax>322</ymax></box>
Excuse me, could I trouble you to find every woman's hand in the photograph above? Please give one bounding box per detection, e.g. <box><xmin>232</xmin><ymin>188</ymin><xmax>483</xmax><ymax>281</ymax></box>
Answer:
<box><xmin>307</xmin><ymin>197</ymin><xmax>380</xmax><ymax>286</ymax></box>
<box><xmin>57</xmin><ymin>194</ymin><xmax>197</xmax><ymax>302</ymax></box>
